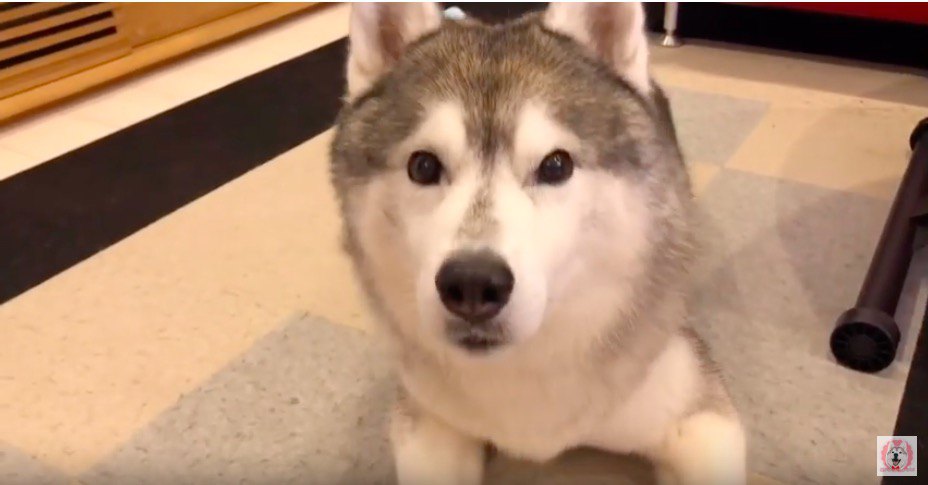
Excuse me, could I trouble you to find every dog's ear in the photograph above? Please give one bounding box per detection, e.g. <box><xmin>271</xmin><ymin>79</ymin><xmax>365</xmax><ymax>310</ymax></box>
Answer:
<box><xmin>543</xmin><ymin>2</ymin><xmax>650</xmax><ymax>94</ymax></box>
<box><xmin>347</xmin><ymin>2</ymin><xmax>442</xmax><ymax>99</ymax></box>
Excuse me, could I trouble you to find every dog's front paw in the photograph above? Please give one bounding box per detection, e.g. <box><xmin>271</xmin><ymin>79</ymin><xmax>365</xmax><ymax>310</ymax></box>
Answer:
<box><xmin>391</xmin><ymin>397</ymin><xmax>485</xmax><ymax>485</ymax></box>
<box><xmin>652</xmin><ymin>411</ymin><xmax>746</xmax><ymax>485</ymax></box>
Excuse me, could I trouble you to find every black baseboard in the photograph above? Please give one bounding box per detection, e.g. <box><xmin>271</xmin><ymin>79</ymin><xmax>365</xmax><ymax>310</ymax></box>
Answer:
<box><xmin>453</xmin><ymin>3</ymin><xmax>928</xmax><ymax>70</ymax></box>
<box><xmin>645</xmin><ymin>3</ymin><xmax>928</xmax><ymax>70</ymax></box>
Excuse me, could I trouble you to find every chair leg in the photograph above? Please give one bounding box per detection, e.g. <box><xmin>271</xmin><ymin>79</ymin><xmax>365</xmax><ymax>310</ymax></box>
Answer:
<box><xmin>831</xmin><ymin>119</ymin><xmax>928</xmax><ymax>373</ymax></box>
<box><xmin>661</xmin><ymin>2</ymin><xmax>682</xmax><ymax>47</ymax></box>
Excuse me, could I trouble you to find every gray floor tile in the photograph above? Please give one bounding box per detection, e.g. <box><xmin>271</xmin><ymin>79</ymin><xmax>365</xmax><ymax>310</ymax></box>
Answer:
<box><xmin>667</xmin><ymin>88</ymin><xmax>769</xmax><ymax>165</ymax></box>
<box><xmin>690</xmin><ymin>169</ymin><xmax>906</xmax><ymax>484</ymax></box>
<box><xmin>0</xmin><ymin>443</ymin><xmax>68</xmax><ymax>485</ymax></box>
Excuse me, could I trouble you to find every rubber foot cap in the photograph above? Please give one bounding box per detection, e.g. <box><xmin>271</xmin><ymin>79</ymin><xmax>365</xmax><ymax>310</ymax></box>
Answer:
<box><xmin>831</xmin><ymin>307</ymin><xmax>900</xmax><ymax>373</ymax></box>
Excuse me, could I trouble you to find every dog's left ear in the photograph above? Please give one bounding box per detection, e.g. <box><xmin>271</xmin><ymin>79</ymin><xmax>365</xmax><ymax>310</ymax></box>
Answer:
<box><xmin>347</xmin><ymin>2</ymin><xmax>442</xmax><ymax>100</ymax></box>
<box><xmin>543</xmin><ymin>2</ymin><xmax>650</xmax><ymax>94</ymax></box>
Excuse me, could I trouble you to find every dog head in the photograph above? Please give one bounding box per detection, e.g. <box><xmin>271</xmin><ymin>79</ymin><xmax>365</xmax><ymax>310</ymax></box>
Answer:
<box><xmin>887</xmin><ymin>446</ymin><xmax>907</xmax><ymax>467</ymax></box>
<box><xmin>331</xmin><ymin>3</ymin><xmax>692</xmax><ymax>359</ymax></box>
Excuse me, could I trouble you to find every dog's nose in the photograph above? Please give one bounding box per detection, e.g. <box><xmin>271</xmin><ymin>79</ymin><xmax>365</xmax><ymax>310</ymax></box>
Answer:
<box><xmin>435</xmin><ymin>251</ymin><xmax>514</xmax><ymax>322</ymax></box>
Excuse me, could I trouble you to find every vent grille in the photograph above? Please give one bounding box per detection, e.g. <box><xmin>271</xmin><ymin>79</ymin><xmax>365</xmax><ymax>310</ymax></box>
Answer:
<box><xmin>0</xmin><ymin>2</ymin><xmax>128</xmax><ymax>97</ymax></box>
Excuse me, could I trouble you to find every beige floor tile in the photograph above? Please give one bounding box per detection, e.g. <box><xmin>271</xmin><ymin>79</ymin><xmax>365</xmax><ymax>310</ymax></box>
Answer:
<box><xmin>69</xmin><ymin>85</ymin><xmax>186</xmax><ymax>129</ymax></box>
<box><xmin>0</xmin><ymin>441</ymin><xmax>68</xmax><ymax>484</ymax></box>
<box><xmin>0</xmin><ymin>130</ymin><xmax>368</xmax><ymax>474</ymax></box>
<box><xmin>127</xmin><ymin>61</ymin><xmax>246</xmax><ymax>103</ymax></box>
<box><xmin>0</xmin><ymin>110</ymin><xmax>112</xmax><ymax>161</ymax></box>
<box><xmin>689</xmin><ymin>161</ymin><xmax>721</xmax><ymax>197</ymax></box>
<box><xmin>0</xmin><ymin>146</ymin><xmax>36</xmax><ymax>181</ymax></box>
<box><xmin>726</xmin><ymin>99</ymin><xmax>924</xmax><ymax>199</ymax></box>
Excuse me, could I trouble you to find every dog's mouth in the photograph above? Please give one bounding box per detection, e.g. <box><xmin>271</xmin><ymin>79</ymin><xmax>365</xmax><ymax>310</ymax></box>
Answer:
<box><xmin>454</xmin><ymin>334</ymin><xmax>504</xmax><ymax>353</ymax></box>
<box><xmin>446</xmin><ymin>320</ymin><xmax>508</xmax><ymax>354</ymax></box>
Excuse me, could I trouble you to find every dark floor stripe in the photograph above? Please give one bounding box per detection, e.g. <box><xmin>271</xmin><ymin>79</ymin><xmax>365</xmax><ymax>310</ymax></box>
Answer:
<box><xmin>0</xmin><ymin>38</ymin><xmax>347</xmax><ymax>305</ymax></box>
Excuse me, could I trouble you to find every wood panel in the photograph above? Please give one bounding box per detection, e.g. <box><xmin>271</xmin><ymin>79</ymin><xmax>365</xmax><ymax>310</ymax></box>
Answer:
<box><xmin>0</xmin><ymin>3</ymin><xmax>318</xmax><ymax>122</ymax></box>
<box><xmin>0</xmin><ymin>13</ymin><xmax>117</xmax><ymax>59</ymax></box>
<box><xmin>0</xmin><ymin>2</ymin><xmax>129</xmax><ymax>98</ymax></box>
<box><xmin>0</xmin><ymin>3</ymin><xmax>71</xmax><ymax>26</ymax></box>
<box><xmin>0</xmin><ymin>2</ymin><xmax>282</xmax><ymax>106</ymax></box>
<box><xmin>1</xmin><ymin>4</ymin><xmax>113</xmax><ymax>42</ymax></box>
<box><xmin>117</xmin><ymin>3</ymin><xmax>258</xmax><ymax>46</ymax></box>
<box><xmin>0</xmin><ymin>35</ymin><xmax>127</xmax><ymax>99</ymax></box>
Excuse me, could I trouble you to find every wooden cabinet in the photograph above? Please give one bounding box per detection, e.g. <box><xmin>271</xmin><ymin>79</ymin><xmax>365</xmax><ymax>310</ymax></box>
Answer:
<box><xmin>0</xmin><ymin>3</ymin><xmax>129</xmax><ymax>99</ymax></box>
<box><xmin>0</xmin><ymin>2</ymin><xmax>317</xmax><ymax>122</ymax></box>
<box><xmin>118</xmin><ymin>4</ymin><xmax>257</xmax><ymax>45</ymax></box>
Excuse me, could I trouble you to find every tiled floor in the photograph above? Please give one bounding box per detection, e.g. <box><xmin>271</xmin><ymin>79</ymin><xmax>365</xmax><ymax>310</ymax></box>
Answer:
<box><xmin>651</xmin><ymin>40</ymin><xmax>928</xmax><ymax>200</ymax></box>
<box><xmin>2</xmin><ymin>4</ymin><xmax>928</xmax><ymax>484</ymax></box>
<box><xmin>0</xmin><ymin>3</ymin><xmax>350</xmax><ymax>180</ymax></box>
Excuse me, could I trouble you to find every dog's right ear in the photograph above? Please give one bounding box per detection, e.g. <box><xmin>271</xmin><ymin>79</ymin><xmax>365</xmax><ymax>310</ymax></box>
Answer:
<box><xmin>347</xmin><ymin>2</ymin><xmax>442</xmax><ymax>100</ymax></box>
<box><xmin>543</xmin><ymin>2</ymin><xmax>651</xmax><ymax>94</ymax></box>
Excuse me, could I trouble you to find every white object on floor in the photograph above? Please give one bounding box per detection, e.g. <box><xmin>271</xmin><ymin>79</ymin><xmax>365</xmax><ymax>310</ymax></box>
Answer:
<box><xmin>444</xmin><ymin>7</ymin><xmax>466</xmax><ymax>21</ymax></box>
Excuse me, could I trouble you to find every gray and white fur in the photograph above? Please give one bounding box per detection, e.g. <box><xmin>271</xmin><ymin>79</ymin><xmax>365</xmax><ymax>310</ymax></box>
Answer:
<box><xmin>329</xmin><ymin>3</ymin><xmax>746</xmax><ymax>484</ymax></box>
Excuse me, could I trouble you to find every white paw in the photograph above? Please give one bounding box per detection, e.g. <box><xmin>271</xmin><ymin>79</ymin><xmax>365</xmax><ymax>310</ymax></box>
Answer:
<box><xmin>656</xmin><ymin>412</ymin><xmax>746</xmax><ymax>485</ymax></box>
<box><xmin>391</xmin><ymin>401</ymin><xmax>485</xmax><ymax>485</ymax></box>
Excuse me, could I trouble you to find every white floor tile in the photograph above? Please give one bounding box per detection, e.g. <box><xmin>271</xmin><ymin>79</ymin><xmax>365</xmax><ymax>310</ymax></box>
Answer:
<box><xmin>0</xmin><ymin>146</ymin><xmax>37</xmax><ymax>181</ymax></box>
<box><xmin>68</xmin><ymin>86</ymin><xmax>185</xmax><ymax>130</ymax></box>
<box><xmin>0</xmin><ymin>112</ymin><xmax>112</xmax><ymax>161</ymax></box>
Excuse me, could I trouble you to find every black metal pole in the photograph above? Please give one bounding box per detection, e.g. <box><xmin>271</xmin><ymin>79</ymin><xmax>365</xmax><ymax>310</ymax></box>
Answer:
<box><xmin>832</xmin><ymin>118</ymin><xmax>928</xmax><ymax>373</ymax></box>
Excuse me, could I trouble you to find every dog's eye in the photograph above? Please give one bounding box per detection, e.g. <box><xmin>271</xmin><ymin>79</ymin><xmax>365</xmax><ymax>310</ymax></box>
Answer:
<box><xmin>536</xmin><ymin>150</ymin><xmax>574</xmax><ymax>185</ymax></box>
<box><xmin>407</xmin><ymin>151</ymin><xmax>443</xmax><ymax>185</ymax></box>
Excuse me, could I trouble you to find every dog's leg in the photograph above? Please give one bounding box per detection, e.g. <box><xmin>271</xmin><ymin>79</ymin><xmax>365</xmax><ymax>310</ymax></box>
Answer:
<box><xmin>391</xmin><ymin>396</ymin><xmax>485</xmax><ymax>485</ymax></box>
<box><xmin>649</xmin><ymin>411</ymin><xmax>746</xmax><ymax>485</ymax></box>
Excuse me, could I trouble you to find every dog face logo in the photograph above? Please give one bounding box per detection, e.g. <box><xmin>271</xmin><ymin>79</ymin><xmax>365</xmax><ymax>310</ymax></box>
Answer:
<box><xmin>886</xmin><ymin>445</ymin><xmax>907</xmax><ymax>469</ymax></box>
<box><xmin>881</xmin><ymin>440</ymin><xmax>913</xmax><ymax>471</ymax></box>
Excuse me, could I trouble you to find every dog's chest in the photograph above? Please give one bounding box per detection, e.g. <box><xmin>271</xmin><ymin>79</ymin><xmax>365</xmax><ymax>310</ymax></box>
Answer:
<box><xmin>400</xmin><ymin>333</ymin><xmax>700</xmax><ymax>461</ymax></box>
<box><xmin>402</xmin><ymin>362</ymin><xmax>614</xmax><ymax>462</ymax></box>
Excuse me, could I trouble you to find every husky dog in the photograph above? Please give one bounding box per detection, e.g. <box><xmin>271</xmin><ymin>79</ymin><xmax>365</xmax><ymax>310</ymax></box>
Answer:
<box><xmin>886</xmin><ymin>445</ymin><xmax>908</xmax><ymax>469</ymax></box>
<box><xmin>330</xmin><ymin>3</ymin><xmax>746</xmax><ymax>484</ymax></box>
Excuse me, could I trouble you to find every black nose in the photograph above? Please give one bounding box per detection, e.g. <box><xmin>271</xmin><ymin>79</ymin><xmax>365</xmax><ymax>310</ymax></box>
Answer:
<box><xmin>435</xmin><ymin>251</ymin><xmax>514</xmax><ymax>322</ymax></box>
